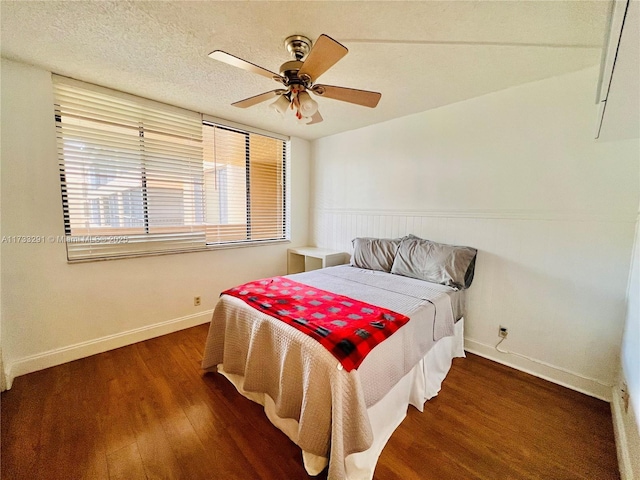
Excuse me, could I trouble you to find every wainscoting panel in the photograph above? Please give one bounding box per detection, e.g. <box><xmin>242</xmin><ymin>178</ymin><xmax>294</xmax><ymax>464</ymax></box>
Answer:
<box><xmin>311</xmin><ymin>208</ymin><xmax>636</xmax><ymax>399</ymax></box>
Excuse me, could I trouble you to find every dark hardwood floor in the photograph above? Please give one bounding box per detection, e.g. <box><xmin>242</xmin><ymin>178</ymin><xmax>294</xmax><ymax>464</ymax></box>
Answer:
<box><xmin>1</xmin><ymin>324</ymin><xmax>619</xmax><ymax>480</ymax></box>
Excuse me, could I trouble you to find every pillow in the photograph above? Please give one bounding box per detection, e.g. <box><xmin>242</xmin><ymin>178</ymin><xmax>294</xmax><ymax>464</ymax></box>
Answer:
<box><xmin>351</xmin><ymin>237</ymin><xmax>402</xmax><ymax>272</ymax></box>
<box><xmin>391</xmin><ymin>235</ymin><xmax>477</xmax><ymax>289</ymax></box>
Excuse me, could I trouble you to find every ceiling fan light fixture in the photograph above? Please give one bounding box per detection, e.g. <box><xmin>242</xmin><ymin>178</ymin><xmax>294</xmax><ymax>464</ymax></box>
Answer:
<box><xmin>297</xmin><ymin>91</ymin><xmax>318</xmax><ymax>117</ymax></box>
<box><xmin>270</xmin><ymin>94</ymin><xmax>290</xmax><ymax>115</ymax></box>
<box><xmin>209</xmin><ymin>33</ymin><xmax>382</xmax><ymax>126</ymax></box>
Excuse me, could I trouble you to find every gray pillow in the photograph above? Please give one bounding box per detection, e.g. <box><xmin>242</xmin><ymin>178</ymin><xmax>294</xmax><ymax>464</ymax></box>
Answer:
<box><xmin>391</xmin><ymin>235</ymin><xmax>477</xmax><ymax>289</ymax></box>
<box><xmin>351</xmin><ymin>237</ymin><xmax>402</xmax><ymax>272</ymax></box>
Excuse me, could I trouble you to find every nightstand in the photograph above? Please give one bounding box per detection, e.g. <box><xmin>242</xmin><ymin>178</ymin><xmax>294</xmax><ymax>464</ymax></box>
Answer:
<box><xmin>287</xmin><ymin>247</ymin><xmax>347</xmax><ymax>274</ymax></box>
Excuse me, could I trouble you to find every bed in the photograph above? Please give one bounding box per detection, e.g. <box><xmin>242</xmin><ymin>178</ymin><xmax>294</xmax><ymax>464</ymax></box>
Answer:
<box><xmin>201</xmin><ymin>235</ymin><xmax>477</xmax><ymax>480</ymax></box>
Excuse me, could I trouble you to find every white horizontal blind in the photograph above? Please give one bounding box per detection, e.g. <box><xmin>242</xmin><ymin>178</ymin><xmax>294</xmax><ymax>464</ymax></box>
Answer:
<box><xmin>53</xmin><ymin>76</ymin><xmax>205</xmax><ymax>260</ymax></box>
<box><xmin>203</xmin><ymin>123</ymin><xmax>286</xmax><ymax>245</ymax></box>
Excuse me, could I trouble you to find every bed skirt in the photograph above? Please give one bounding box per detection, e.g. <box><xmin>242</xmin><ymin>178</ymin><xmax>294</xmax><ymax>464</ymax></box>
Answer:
<box><xmin>216</xmin><ymin>318</ymin><xmax>465</xmax><ymax>480</ymax></box>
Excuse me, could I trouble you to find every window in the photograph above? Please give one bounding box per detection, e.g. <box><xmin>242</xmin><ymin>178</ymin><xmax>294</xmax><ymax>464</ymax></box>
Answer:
<box><xmin>53</xmin><ymin>76</ymin><xmax>288</xmax><ymax>261</ymax></box>
<box><xmin>202</xmin><ymin>123</ymin><xmax>286</xmax><ymax>244</ymax></box>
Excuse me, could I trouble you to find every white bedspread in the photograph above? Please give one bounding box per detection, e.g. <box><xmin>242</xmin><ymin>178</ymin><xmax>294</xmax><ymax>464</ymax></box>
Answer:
<box><xmin>201</xmin><ymin>265</ymin><xmax>456</xmax><ymax>479</ymax></box>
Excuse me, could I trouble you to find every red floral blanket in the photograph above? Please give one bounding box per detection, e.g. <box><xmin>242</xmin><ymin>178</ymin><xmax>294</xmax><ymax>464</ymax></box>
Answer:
<box><xmin>222</xmin><ymin>276</ymin><xmax>410</xmax><ymax>371</ymax></box>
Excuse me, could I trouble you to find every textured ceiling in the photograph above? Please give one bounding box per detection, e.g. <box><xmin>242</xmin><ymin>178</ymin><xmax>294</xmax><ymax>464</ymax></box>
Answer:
<box><xmin>1</xmin><ymin>1</ymin><xmax>610</xmax><ymax>140</ymax></box>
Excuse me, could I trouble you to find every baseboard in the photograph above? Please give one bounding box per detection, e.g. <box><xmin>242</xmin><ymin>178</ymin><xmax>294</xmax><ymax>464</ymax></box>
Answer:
<box><xmin>464</xmin><ymin>338</ymin><xmax>612</xmax><ymax>401</ymax></box>
<box><xmin>612</xmin><ymin>387</ymin><xmax>632</xmax><ymax>480</ymax></box>
<box><xmin>611</xmin><ymin>375</ymin><xmax>640</xmax><ymax>480</ymax></box>
<box><xmin>4</xmin><ymin>309</ymin><xmax>214</xmax><ymax>389</ymax></box>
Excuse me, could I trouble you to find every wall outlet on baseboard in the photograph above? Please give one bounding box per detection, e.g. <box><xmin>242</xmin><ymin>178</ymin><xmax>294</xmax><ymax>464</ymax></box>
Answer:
<box><xmin>194</xmin><ymin>296</ymin><xmax>201</xmax><ymax>307</ymax></box>
<box><xmin>621</xmin><ymin>381</ymin><xmax>629</xmax><ymax>413</ymax></box>
<box><xmin>499</xmin><ymin>326</ymin><xmax>508</xmax><ymax>338</ymax></box>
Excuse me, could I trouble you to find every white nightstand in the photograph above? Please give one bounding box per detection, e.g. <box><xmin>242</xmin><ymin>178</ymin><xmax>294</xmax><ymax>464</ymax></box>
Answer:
<box><xmin>287</xmin><ymin>247</ymin><xmax>347</xmax><ymax>274</ymax></box>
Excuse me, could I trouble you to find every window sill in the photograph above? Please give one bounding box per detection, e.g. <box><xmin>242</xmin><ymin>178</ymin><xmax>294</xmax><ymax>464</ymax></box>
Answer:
<box><xmin>66</xmin><ymin>238</ymin><xmax>291</xmax><ymax>263</ymax></box>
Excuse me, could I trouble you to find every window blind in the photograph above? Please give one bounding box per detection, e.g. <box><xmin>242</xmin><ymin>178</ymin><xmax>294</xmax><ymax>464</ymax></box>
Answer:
<box><xmin>203</xmin><ymin>123</ymin><xmax>287</xmax><ymax>245</ymax></box>
<box><xmin>54</xmin><ymin>75</ymin><xmax>204</xmax><ymax>260</ymax></box>
<box><xmin>53</xmin><ymin>76</ymin><xmax>288</xmax><ymax>261</ymax></box>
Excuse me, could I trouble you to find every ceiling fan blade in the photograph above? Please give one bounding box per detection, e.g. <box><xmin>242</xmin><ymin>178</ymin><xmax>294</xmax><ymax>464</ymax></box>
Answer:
<box><xmin>297</xmin><ymin>34</ymin><xmax>348</xmax><ymax>82</ymax></box>
<box><xmin>312</xmin><ymin>85</ymin><xmax>381</xmax><ymax>108</ymax></box>
<box><xmin>307</xmin><ymin>111</ymin><xmax>323</xmax><ymax>125</ymax></box>
<box><xmin>232</xmin><ymin>90</ymin><xmax>286</xmax><ymax>108</ymax></box>
<box><xmin>208</xmin><ymin>50</ymin><xmax>282</xmax><ymax>81</ymax></box>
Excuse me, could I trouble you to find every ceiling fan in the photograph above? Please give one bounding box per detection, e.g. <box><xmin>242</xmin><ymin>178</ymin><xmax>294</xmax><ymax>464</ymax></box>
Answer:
<box><xmin>208</xmin><ymin>34</ymin><xmax>382</xmax><ymax>125</ymax></box>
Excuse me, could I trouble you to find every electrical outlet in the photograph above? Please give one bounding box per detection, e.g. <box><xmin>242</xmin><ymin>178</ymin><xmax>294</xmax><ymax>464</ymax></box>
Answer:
<box><xmin>194</xmin><ymin>296</ymin><xmax>201</xmax><ymax>306</ymax></box>
<box><xmin>621</xmin><ymin>381</ymin><xmax>629</xmax><ymax>413</ymax></box>
<box><xmin>499</xmin><ymin>326</ymin><xmax>508</xmax><ymax>338</ymax></box>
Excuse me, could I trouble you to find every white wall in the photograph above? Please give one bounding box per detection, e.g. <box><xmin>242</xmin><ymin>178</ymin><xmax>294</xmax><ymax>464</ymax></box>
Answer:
<box><xmin>0</xmin><ymin>58</ymin><xmax>311</xmax><ymax>386</ymax></box>
<box><xmin>613</xmin><ymin>200</ymin><xmax>640</xmax><ymax>479</ymax></box>
<box><xmin>598</xmin><ymin>4</ymin><xmax>640</xmax><ymax>475</ymax></box>
<box><xmin>310</xmin><ymin>66</ymin><xmax>639</xmax><ymax>400</ymax></box>
<box><xmin>613</xmin><ymin>0</ymin><xmax>640</xmax><ymax>431</ymax></box>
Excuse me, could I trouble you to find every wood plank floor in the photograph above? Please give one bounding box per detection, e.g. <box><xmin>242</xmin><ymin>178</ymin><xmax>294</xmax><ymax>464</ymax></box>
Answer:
<box><xmin>1</xmin><ymin>324</ymin><xmax>619</xmax><ymax>480</ymax></box>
